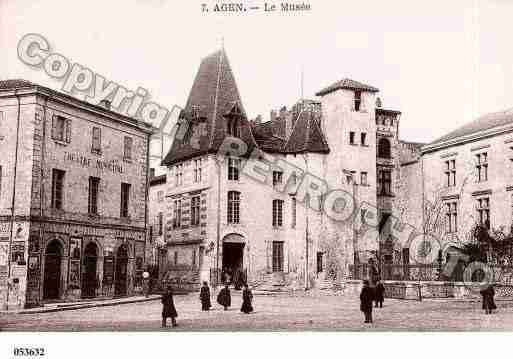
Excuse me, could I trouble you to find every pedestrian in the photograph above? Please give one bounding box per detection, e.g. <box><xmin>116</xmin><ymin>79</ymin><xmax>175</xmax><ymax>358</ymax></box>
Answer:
<box><xmin>374</xmin><ymin>280</ymin><xmax>385</xmax><ymax>308</ymax></box>
<box><xmin>217</xmin><ymin>284</ymin><xmax>231</xmax><ymax>310</ymax></box>
<box><xmin>480</xmin><ymin>283</ymin><xmax>497</xmax><ymax>315</ymax></box>
<box><xmin>240</xmin><ymin>284</ymin><xmax>253</xmax><ymax>314</ymax></box>
<box><xmin>200</xmin><ymin>281</ymin><xmax>212</xmax><ymax>311</ymax></box>
<box><xmin>161</xmin><ymin>286</ymin><xmax>178</xmax><ymax>327</ymax></box>
<box><xmin>360</xmin><ymin>280</ymin><xmax>374</xmax><ymax>323</ymax></box>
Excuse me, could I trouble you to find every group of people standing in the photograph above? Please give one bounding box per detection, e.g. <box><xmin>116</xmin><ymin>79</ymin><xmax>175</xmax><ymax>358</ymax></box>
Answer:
<box><xmin>161</xmin><ymin>281</ymin><xmax>254</xmax><ymax>328</ymax></box>
<box><xmin>204</xmin><ymin>282</ymin><xmax>254</xmax><ymax>314</ymax></box>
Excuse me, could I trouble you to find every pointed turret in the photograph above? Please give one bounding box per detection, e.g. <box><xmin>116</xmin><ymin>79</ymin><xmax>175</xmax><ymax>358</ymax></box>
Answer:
<box><xmin>162</xmin><ymin>49</ymin><xmax>257</xmax><ymax>166</ymax></box>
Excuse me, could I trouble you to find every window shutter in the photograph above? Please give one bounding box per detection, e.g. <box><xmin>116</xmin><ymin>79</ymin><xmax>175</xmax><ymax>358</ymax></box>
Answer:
<box><xmin>266</xmin><ymin>240</ymin><xmax>272</xmax><ymax>273</ymax></box>
<box><xmin>65</xmin><ymin>119</ymin><xmax>72</xmax><ymax>143</ymax></box>
<box><xmin>51</xmin><ymin>115</ymin><xmax>58</xmax><ymax>139</ymax></box>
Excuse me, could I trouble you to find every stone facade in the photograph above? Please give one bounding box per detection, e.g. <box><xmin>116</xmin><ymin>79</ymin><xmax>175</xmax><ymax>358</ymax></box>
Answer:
<box><xmin>156</xmin><ymin>50</ymin><xmax>400</xmax><ymax>291</ymax></box>
<box><xmin>0</xmin><ymin>81</ymin><xmax>152</xmax><ymax>309</ymax></box>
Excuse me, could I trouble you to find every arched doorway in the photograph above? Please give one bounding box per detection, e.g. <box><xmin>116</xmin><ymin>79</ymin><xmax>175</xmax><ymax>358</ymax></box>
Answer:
<box><xmin>222</xmin><ymin>234</ymin><xmax>245</xmax><ymax>285</ymax></box>
<box><xmin>43</xmin><ymin>240</ymin><xmax>63</xmax><ymax>300</ymax></box>
<box><xmin>115</xmin><ymin>244</ymin><xmax>128</xmax><ymax>297</ymax></box>
<box><xmin>82</xmin><ymin>242</ymin><xmax>98</xmax><ymax>298</ymax></box>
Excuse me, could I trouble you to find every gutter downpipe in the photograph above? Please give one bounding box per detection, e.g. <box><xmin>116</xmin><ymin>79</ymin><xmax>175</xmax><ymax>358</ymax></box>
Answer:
<box><xmin>6</xmin><ymin>90</ymin><xmax>22</xmax><ymax>310</ymax></box>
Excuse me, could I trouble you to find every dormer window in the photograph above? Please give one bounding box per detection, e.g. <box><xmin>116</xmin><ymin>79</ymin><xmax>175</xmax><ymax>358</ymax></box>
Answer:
<box><xmin>227</xmin><ymin>118</ymin><xmax>240</xmax><ymax>138</ymax></box>
<box><xmin>354</xmin><ymin>91</ymin><xmax>362</xmax><ymax>112</ymax></box>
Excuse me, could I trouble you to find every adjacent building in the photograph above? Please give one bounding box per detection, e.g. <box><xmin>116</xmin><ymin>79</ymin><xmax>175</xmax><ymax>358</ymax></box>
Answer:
<box><xmin>0</xmin><ymin>79</ymin><xmax>153</xmax><ymax>309</ymax></box>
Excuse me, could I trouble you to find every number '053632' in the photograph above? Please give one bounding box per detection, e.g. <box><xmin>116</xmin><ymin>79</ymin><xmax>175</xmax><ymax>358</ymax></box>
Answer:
<box><xmin>13</xmin><ymin>348</ymin><xmax>45</xmax><ymax>356</ymax></box>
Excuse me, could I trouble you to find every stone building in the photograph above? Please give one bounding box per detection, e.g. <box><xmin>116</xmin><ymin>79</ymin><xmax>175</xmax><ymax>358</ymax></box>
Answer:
<box><xmin>0</xmin><ymin>80</ymin><xmax>153</xmax><ymax>309</ymax></box>
<box><xmin>400</xmin><ymin>108</ymin><xmax>513</xmax><ymax>262</ymax></box>
<box><xmin>158</xmin><ymin>49</ymin><xmax>404</xmax><ymax>290</ymax></box>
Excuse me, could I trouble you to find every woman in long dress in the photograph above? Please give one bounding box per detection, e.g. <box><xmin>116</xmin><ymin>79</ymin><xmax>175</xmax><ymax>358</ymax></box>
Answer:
<box><xmin>240</xmin><ymin>284</ymin><xmax>253</xmax><ymax>314</ymax></box>
<box><xmin>200</xmin><ymin>281</ymin><xmax>212</xmax><ymax>311</ymax></box>
<box><xmin>217</xmin><ymin>284</ymin><xmax>231</xmax><ymax>310</ymax></box>
<box><xmin>161</xmin><ymin>286</ymin><xmax>178</xmax><ymax>327</ymax></box>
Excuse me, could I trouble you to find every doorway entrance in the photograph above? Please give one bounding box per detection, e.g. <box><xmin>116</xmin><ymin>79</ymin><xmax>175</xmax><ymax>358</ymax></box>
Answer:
<box><xmin>43</xmin><ymin>240</ymin><xmax>63</xmax><ymax>300</ymax></box>
<box><xmin>115</xmin><ymin>244</ymin><xmax>128</xmax><ymax>297</ymax></box>
<box><xmin>222</xmin><ymin>242</ymin><xmax>244</xmax><ymax>284</ymax></box>
<box><xmin>82</xmin><ymin>242</ymin><xmax>98</xmax><ymax>298</ymax></box>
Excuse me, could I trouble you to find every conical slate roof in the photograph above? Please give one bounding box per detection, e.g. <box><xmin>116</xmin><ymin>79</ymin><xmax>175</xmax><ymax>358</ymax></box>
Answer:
<box><xmin>162</xmin><ymin>49</ymin><xmax>257</xmax><ymax>166</ymax></box>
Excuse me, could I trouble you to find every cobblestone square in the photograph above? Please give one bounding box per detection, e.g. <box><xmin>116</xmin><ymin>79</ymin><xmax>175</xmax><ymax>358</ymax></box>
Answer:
<box><xmin>2</xmin><ymin>292</ymin><xmax>513</xmax><ymax>331</ymax></box>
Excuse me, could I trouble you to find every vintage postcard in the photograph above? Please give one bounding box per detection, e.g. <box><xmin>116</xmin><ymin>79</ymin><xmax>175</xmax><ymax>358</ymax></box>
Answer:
<box><xmin>0</xmin><ymin>0</ymin><xmax>512</xmax><ymax>357</ymax></box>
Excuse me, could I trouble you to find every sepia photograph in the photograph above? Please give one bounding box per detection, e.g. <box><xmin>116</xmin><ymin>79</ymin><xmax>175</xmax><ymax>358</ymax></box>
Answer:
<box><xmin>1</xmin><ymin>0</ymin><xmax>513</xmax><ymax>357</ymax></box>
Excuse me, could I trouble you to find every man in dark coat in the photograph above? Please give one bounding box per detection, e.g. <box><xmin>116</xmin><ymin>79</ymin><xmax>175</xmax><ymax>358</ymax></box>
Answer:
<box><xmin>200</xmin><ymin>281</ymin><xmax>212</xmax><ymax>311</ymax></box>
<box><xmin>360</xmin><ymin>280</ymin><xmax>374</xmax><ymax>323</ymax></box>
<box><xmin>240</xmin><ymin>284</ymin><xmax>253</xmax><ymax>314</ymax></box>
<box><xmin>374</xmin><ymin>280</ymin><xmax>385</xmax><ymax>308</ymax></box>
<box><xmin>161</xmin><ymin>286</ymin><xmax>178</xmax><ymax>327</ymax></box>
<box><xmin>217</xmin><ymin>284</ymin><xmax>231</xmax><ymax>310</ymax></box>
<box><xmin>480</xmin><ymin>283</ymin><xmax>497</xmax><ymax>314</ymax></box>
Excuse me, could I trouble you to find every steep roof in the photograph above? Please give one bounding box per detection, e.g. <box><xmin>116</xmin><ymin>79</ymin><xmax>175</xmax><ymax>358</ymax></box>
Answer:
<box><xmin>252</xmin><ymin>121</ymin><xmax>287</xmax><ymax>153</ymax></box>
<box><xmin>429</xmin><ymin>108</ymin><xmax>513</xmax><ymax>146</ymax></box>
<box><xmin>315</xmin><ymin>78</ymin><xmax>379</xmax><ymax>96</ymax></box>
<box><xmin>283</xmin><ymin>111</ymin><xmax>329</xmax><ymax>154</ymax></box>
<box><xmin>162</xmin><ymin>49</ymin><xmax>257</xmax><ymax>166</ymax></box>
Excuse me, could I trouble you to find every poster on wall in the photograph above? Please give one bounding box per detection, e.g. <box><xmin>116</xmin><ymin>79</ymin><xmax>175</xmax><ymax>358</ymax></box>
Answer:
<box><xmin>11</xmin><ymin>242</ymin><xmax>26</xmax><ymax>265</ymax></box>
<box><xmin>68</xmin><ymin>260</ymin><xmax>80</xmax><ymax>289</ymax></box>
<box><xmin>70</xmin><ymin>238</ymin><xmax>81</xmax><ymax>259</ymax></box>
<box><xmin>103</xmin><ymin>256</ymin><xmax>114</xmax><ymax>285</ymax></box>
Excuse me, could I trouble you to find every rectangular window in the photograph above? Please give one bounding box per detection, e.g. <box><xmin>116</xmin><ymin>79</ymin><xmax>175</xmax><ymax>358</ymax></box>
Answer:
<box><xmin>51</xmin><ymin>169</ymin><xmax>65</xmax><ymax>209</ymax></box>
<box><xmin>173</xmin><ymin>199</ymin><xmax>182</xmax><ymax>228</ymax></box>
<box><xmin>158</xmin><ymin>212</ymin><xmax>163</xmax><ymax>235</ymax></box>
<box><xmin>91</xmin><ymin>127</ymin><xmax>101</xmax><ymax>154</ymax></box>
<box><xmin>445</xmin><ymin>202</ymin><xmax>458</xmax><ymax>233</ymax></box>
<box><xmin>349</xmin><ymin>131</ymin><xmax>355</xmax><ymax>145</ymax></box>
<box><xmin>228</xmin><ymin>158</ymin><xmax>240</xmax><ymax>181</ymax></box>
<box><xmin>192</xmin><ymin>249</ymin><xmax>196</xmax><ymax>268</ymax></box>
<box><xmin>317</xmin><ymin>252</ymin><xmax>324</xmax><ymax>273</ymax></box>
<box><xmin>477</xmin><ymin>198</ymin><xmax>490</xmax><ymax>229</ymax></box>
<box><xmin>52</xmin><ymin>115</ymin><xmax>71</xmax><ymax>143</ymax></box>
<box><xmin>361</xmin><ymin>132</ymin><xmax>367</xmax><ymax>146</ymax></box>
<box><xmin>227</xmin><ymin>191</ymin><xmax>240</xmax><ymax>224</ymax></box>
<box><xmin>88</xmin><ymin>177</ymin><xmax>100</xmax><ymax>214</ymax></box>
<box><xmin>272</xmin><ymin>171</ymin><xmax>283</xmax><ymax>186</ymax></box>
<box><xmin>291</xmin><ymin>197</ymin><xmax>296</xmax><ymax>229</ymax></box>
<box><xmin>476</xmin><ymin>153</ymin><xmax>488</xmax><ymax>182</ymax></box>
<box><xmin>175</xmin><ymin>164</ymin><xmax>183</xmax><ymax>186</ymax></box>
<box><xmin>272</xmin><ymin>241</ymin><xmax>284</xmax><ymax>272</ymax></box>
<box><xmin>193</xmin><ymin>159</ymin><xmax>203</xmax><ymax>183</ymax></box>
<box><xmin>120</xmin><ymin>183</ymin><xmax>130</xmax><ymax>218</ymax></box>
<box><xmin>124</xmin><ymin>136</ymin><xmax>132</xmax><ymax>160</ymax></box>
<box><xmin>191</xmin><ymin>196</ymin><xmax>200</xmax><ymax>226</ymax></box>
<box><xmin>378</xmin><ymin>170</ymin><xmax>392</xmax><ymax>196</ymax></box>
<box><xmin>354</xmin><ymin>91</ymin><xmax>362</xmax><ymax>112</ymax></box>
<box><xmin>444</xmin><ymin>159</ymin><xmax>456</xmax><ymax>187</ymax></box>
<box><xmin>360</xmin><ymin>172</ymin><xmax>368</xmax><ymax>186</ymax></box>
<box><xmin>272</xmin><ymin>199</ymin><xmax>284</xmax><ymax>227</ymax></box>
<box><xmin>157</xmin><ymin>190</ymin><xmax>164</xmax><ymax>203</ymax></box>
<box><xmin>174</xmin><ymin>251</ymin><xmax>178</xmax><ymax>266</ymax></box>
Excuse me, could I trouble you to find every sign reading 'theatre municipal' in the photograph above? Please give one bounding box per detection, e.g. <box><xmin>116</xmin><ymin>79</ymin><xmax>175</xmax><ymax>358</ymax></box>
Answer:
<box><xmin>64</xmin><ymin>151</ymin><xmax>124</xmax><ymax>174</ymax></box>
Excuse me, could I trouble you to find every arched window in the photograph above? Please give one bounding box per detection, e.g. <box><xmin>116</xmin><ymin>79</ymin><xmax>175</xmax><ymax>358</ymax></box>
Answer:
<box><xmin>227</xmin><ymin>191</ymin><xmax>240</xmax><ymax>224</ymax></box>
<box><xmin>378</xmin><ymin>138</ymin><xmax>391</xmax><ymax>158</ymax></box>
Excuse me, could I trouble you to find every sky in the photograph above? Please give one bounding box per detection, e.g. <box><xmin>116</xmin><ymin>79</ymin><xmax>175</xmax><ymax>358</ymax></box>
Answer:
<box><xmin>1</xmin><ymin>0</ymin><xmax>513</xmax><ymax>143</ymax></box>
